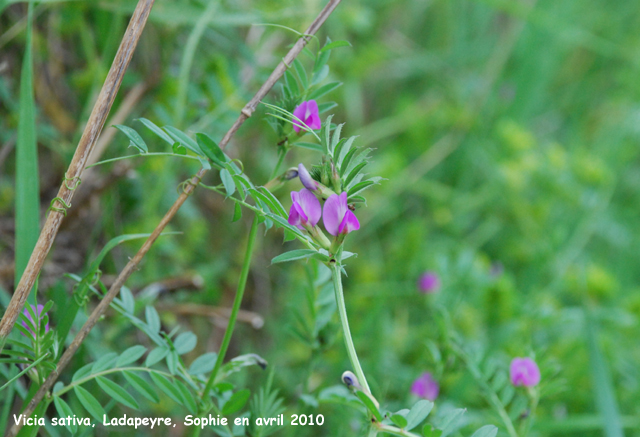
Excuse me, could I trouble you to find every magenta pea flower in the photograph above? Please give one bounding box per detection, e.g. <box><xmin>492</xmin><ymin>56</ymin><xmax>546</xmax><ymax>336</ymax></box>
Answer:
<box><xmin>292</xmin><ymin>100</ymin><xmax>321</xmax><ymax>133</ymax></box>
<box><xmin>411</xmin><ymin>372</ymin><xmax>439</xmax><ymax>401</ymax></box>
<box><xmin>288</xmin><ymin>189</ymin><xmax>322</xmax><ymax>230</ymax></box>
<box><xmin>322</xmin><ymin>192</ymin><xmax>360</xmax><ymax>236</ymax></box>
<box><xmin>418</xmin><ymin>271</ymin><xmax>440</xmax><ymax>294</ymax></box>
<box><xmin>22</xmin><ymin>304</ymin><xmax>49</xmax><ymax>337</ymax></box>
<box><xmin>510</xmin><ymin>357</ymin><xmax>540</xmax><ymax>387</ymax></box>
<box><xmin>298</xmin><ymin>163</ymin><xmax>319</xmax><ymax>191</ymax></box>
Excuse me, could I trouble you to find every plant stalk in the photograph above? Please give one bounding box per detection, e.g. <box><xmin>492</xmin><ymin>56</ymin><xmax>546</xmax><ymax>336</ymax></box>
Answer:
<box><xmin>330</xmin><ymin>263</ymin><xmax>370</xmax><ymax>394</ymax></box>
<box><xmin>202</xmin><ymin>215</ymin><xmax>260</xmax><ymax>398</ymax></box>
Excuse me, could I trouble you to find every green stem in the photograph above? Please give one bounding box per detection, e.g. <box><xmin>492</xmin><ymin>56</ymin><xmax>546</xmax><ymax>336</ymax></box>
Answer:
<box><xmin>374</xmin><ymin>424</ymin><xmax>422</xmax><ymax>437</ymax></box>
<box><xmin>54</xmin><ymin>366</ymin><xmax>173</xmax><ymax>396</ymax></box>
<box><xmin>450</xmin><ymin>343</ymin><xmax>519</xmax><ymax>437</ymax></box>
<box><xmin>0</xmin><ymin>353</ymin><xmax>49</xmax><ymax>392</ymax></box>
<box><xmin>330</xmin><ymin>263</ymin><xmax>370</xmax><ymax>394</ymax></box>
<box><xmin>201</xmin><ymin>214</ymin><xmax>260</xmax><ymax>399</ymax></box>
<box><xmin>86</xmin><ymin>153</ymin><xmax>201</xmax><ymax>169</ymax></box>
<box><xmin>269</xmin><ymin>146</ymin><xmax>288</xmax><ymax>181</ymax></box>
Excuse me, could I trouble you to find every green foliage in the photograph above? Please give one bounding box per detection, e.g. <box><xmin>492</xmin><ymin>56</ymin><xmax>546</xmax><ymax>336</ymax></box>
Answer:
<box><xmin>14</xmin><ymin>3</ymin><xmax>39</xmax><ymax>292</ymax></box>
<box><xmin>248</xmin><ymin>375</ymin><xmax>285</xmax><ymax>437</ymax></box>
<box><xmin>3</xmin><ymin>0</ymin><xmax>640</xmax><ymax>435</ymax></box>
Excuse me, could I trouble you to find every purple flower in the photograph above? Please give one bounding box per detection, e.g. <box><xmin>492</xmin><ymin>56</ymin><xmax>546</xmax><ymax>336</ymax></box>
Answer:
<box><xmin>292</xmin><ymin>100</ymin><xmax>321</xmax><ymax>133</ymax></box>
<box><xmin>288</xmin><ymin>189</ymin><xmax>322</xmax><ymax>230</ymax></box>
<box><xmin>322</xmin><ymin>192</ymin><xmax>360</xmax><ymax>236</ymax></box>
<box><xmin>298</xmin><ymin>163</ymin><xmax>319</xmax><ymax>191</ymax></box>
<box><xmin>418</xmin><ymin>271</ymin><xmax>440</xmax><ymax>294</ymax></box>
<box><xmin>411</xmin><ymin>372</ymin><xmax>439</xmax><ymax>401</ymax></box>
<box><xmin>22</xmin><ymin>304</ymin><xmax>49</xmax><ymax>337</ymax></box>
<box><xmin>510</xmin><ymin>357</ymin><xmax>540</xmax><ymax>387</ymax></box>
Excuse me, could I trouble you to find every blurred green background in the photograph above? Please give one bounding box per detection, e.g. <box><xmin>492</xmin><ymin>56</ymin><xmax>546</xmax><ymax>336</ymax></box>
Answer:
<box><xmin>1</xmin><ymin>0</ymin><xmax>640</xmax><ymax>435</ymax></box>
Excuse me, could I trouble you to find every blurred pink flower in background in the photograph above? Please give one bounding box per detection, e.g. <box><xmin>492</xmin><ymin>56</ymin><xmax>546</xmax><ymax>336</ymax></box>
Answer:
<box><xmin>510</xmin><ymin>357</ymin><xmax>540</xmax><ymax>387</ymax></box>
<box><xmin>417</xmin><ymin>271</ymin><xmax>440</xmax><ymax>294</ymax></box>
<box><xmin>411</xmin><ymin>372</ymin><xmax>439</xmax><ymax>401</ymax></box>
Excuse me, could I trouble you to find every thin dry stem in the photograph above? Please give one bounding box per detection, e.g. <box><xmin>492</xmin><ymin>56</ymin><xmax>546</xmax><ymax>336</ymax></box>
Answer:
<box><xmin>8</xmin><ymin>1</ymin><xmax>342</xmax><ymax>433</ymax></box>
<box><xmin>156</xmin><ymin>303</ymin><xmax>265</xmax><ymax>329</ymax></box>
<box><xmin>0</xmin><ymin>0</ymin><xmax>157</xmax><ymax>352</ymax></box>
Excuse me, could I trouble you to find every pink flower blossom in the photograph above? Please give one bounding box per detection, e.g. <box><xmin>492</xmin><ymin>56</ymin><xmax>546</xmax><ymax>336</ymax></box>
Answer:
<box><xmin>411</xmin><ymin>372</ymin><xmax>439</xmax><ymax>401</ymax></box>
<box><xmin>510</xmin><ymin>357</ymin><xmax>540</xmax><ymax>387</ymax></box>
<box><xmin>288</xmin><ymin>189</ymin><xmax>322</xmax><ymax>230</ymax></box>
<box><xmin>417</xmin><ymin>271</ymin><xmax>440</xmax><ymax>294</ymax></box>
<box><xmin>292</xmin><ymin>100</ymin><xmax>321</xmax><ymax>133</ymax></box>
<box><xmin>322</xmin><ymin>192</ymin><xmax>359</xmax><ymax>236</ymax></box>
<box><xmin>22</xmin><ymin>304</ymin><xmax>49</xmax><ymax>337</ymax></box>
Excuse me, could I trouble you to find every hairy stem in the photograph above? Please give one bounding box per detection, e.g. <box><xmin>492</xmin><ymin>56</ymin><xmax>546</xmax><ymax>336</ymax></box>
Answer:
<box><xmin>330</xmin><ymin>263</ymin><xmax>370</xmax><ymax>394</ymax></box>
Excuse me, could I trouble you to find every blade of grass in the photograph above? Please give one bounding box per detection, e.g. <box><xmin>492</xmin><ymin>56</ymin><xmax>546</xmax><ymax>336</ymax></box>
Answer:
<box><xmin>585</xmin><ymin>310</ymin><xmax>624</xmax><ymax>437</ymax></box>
<box><xmin>14</xmin><ymin>3</ymin><xmax>39</xmax><ymax>302</ymax></box>
<box><xmin>174</xmin><ymin>0</ymin><xmax>218</xmax><ymax>127</ymax></box>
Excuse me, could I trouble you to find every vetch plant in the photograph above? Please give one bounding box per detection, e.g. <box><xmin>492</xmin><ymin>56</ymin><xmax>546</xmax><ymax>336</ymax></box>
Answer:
<box><xmin>0</xmin><ymin>2</ymin><xmax>542</xmax><ymax>436</ymax></box>
<box><xmin>1</xmin><ymin>3</ymin><xmax>347</xmax><ymax>436</ymax></box>
<box><xmin>20</xmin><ymin>304</ymin><xmax>49</xmax><ymax>338</ymax></box>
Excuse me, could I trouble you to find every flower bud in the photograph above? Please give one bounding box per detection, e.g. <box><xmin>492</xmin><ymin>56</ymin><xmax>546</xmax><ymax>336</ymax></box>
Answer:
<box><xmin>283</xmin><ymin>168</ymin><xmax>299</xmax><ymax>181</ymax></box>
<box><xmin>341</xmin><ymin>371</ymin><xmax>362</xmax><ymax>391</ymax></box>
<box><xmin>330</xmin><ymin>162</ymin><xmax>341</xmax><ymax>192</ymax></box>
<box><xmin>297</xmin><ymin>163</ymin><xmax>319</xmax><ymax>191</ymax></box>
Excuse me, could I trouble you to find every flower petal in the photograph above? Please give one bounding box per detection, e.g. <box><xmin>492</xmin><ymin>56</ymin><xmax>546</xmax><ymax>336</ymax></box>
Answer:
<box><xmin>288</xmin><ymin>192</ymin><xmax>308</xmax><ymax>230</ymax></box>
<box><xmin>298</xmin><ymin>163</ymin><xmax>318</xmax><ymax>191</ymax></box>
<box><xmin>323</xmin><ymin>193</ymin><xmax>347</xmax><ymax>236</ymax></box>
<box><xmin>298</xmin><ymin>188</ymin><xmax>321</xmax><ymax>227</ymax></box>
<box><xmin>306</xmin><ymin>100</ymin><xmax>322</xmax><ymax>130</ymax></box>
<box><xmin>338</xmin><ymin>210</ymin><xmax>360</xmax><ymax>235</ymax></box>
<box><xmin>292</xmin><ymin>101</ymin><xmax>308</xmax><ymax>133</ymax></box>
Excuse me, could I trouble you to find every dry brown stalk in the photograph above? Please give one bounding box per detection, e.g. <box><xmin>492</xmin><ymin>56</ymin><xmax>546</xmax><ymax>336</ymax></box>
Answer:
<box><xmin>156</xmin><ymin>303</ymin><xmax>265</xmax><ymax>329</ymax></box>
<box><xmin>0</xmin><ymin>0</ymin><xmax>157</xmax><ymax>354</ymax></box>
<box><xmin>8</xmin><ymin>1</ymin><xmax>341</xmax><ymax>434</ymax></box>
